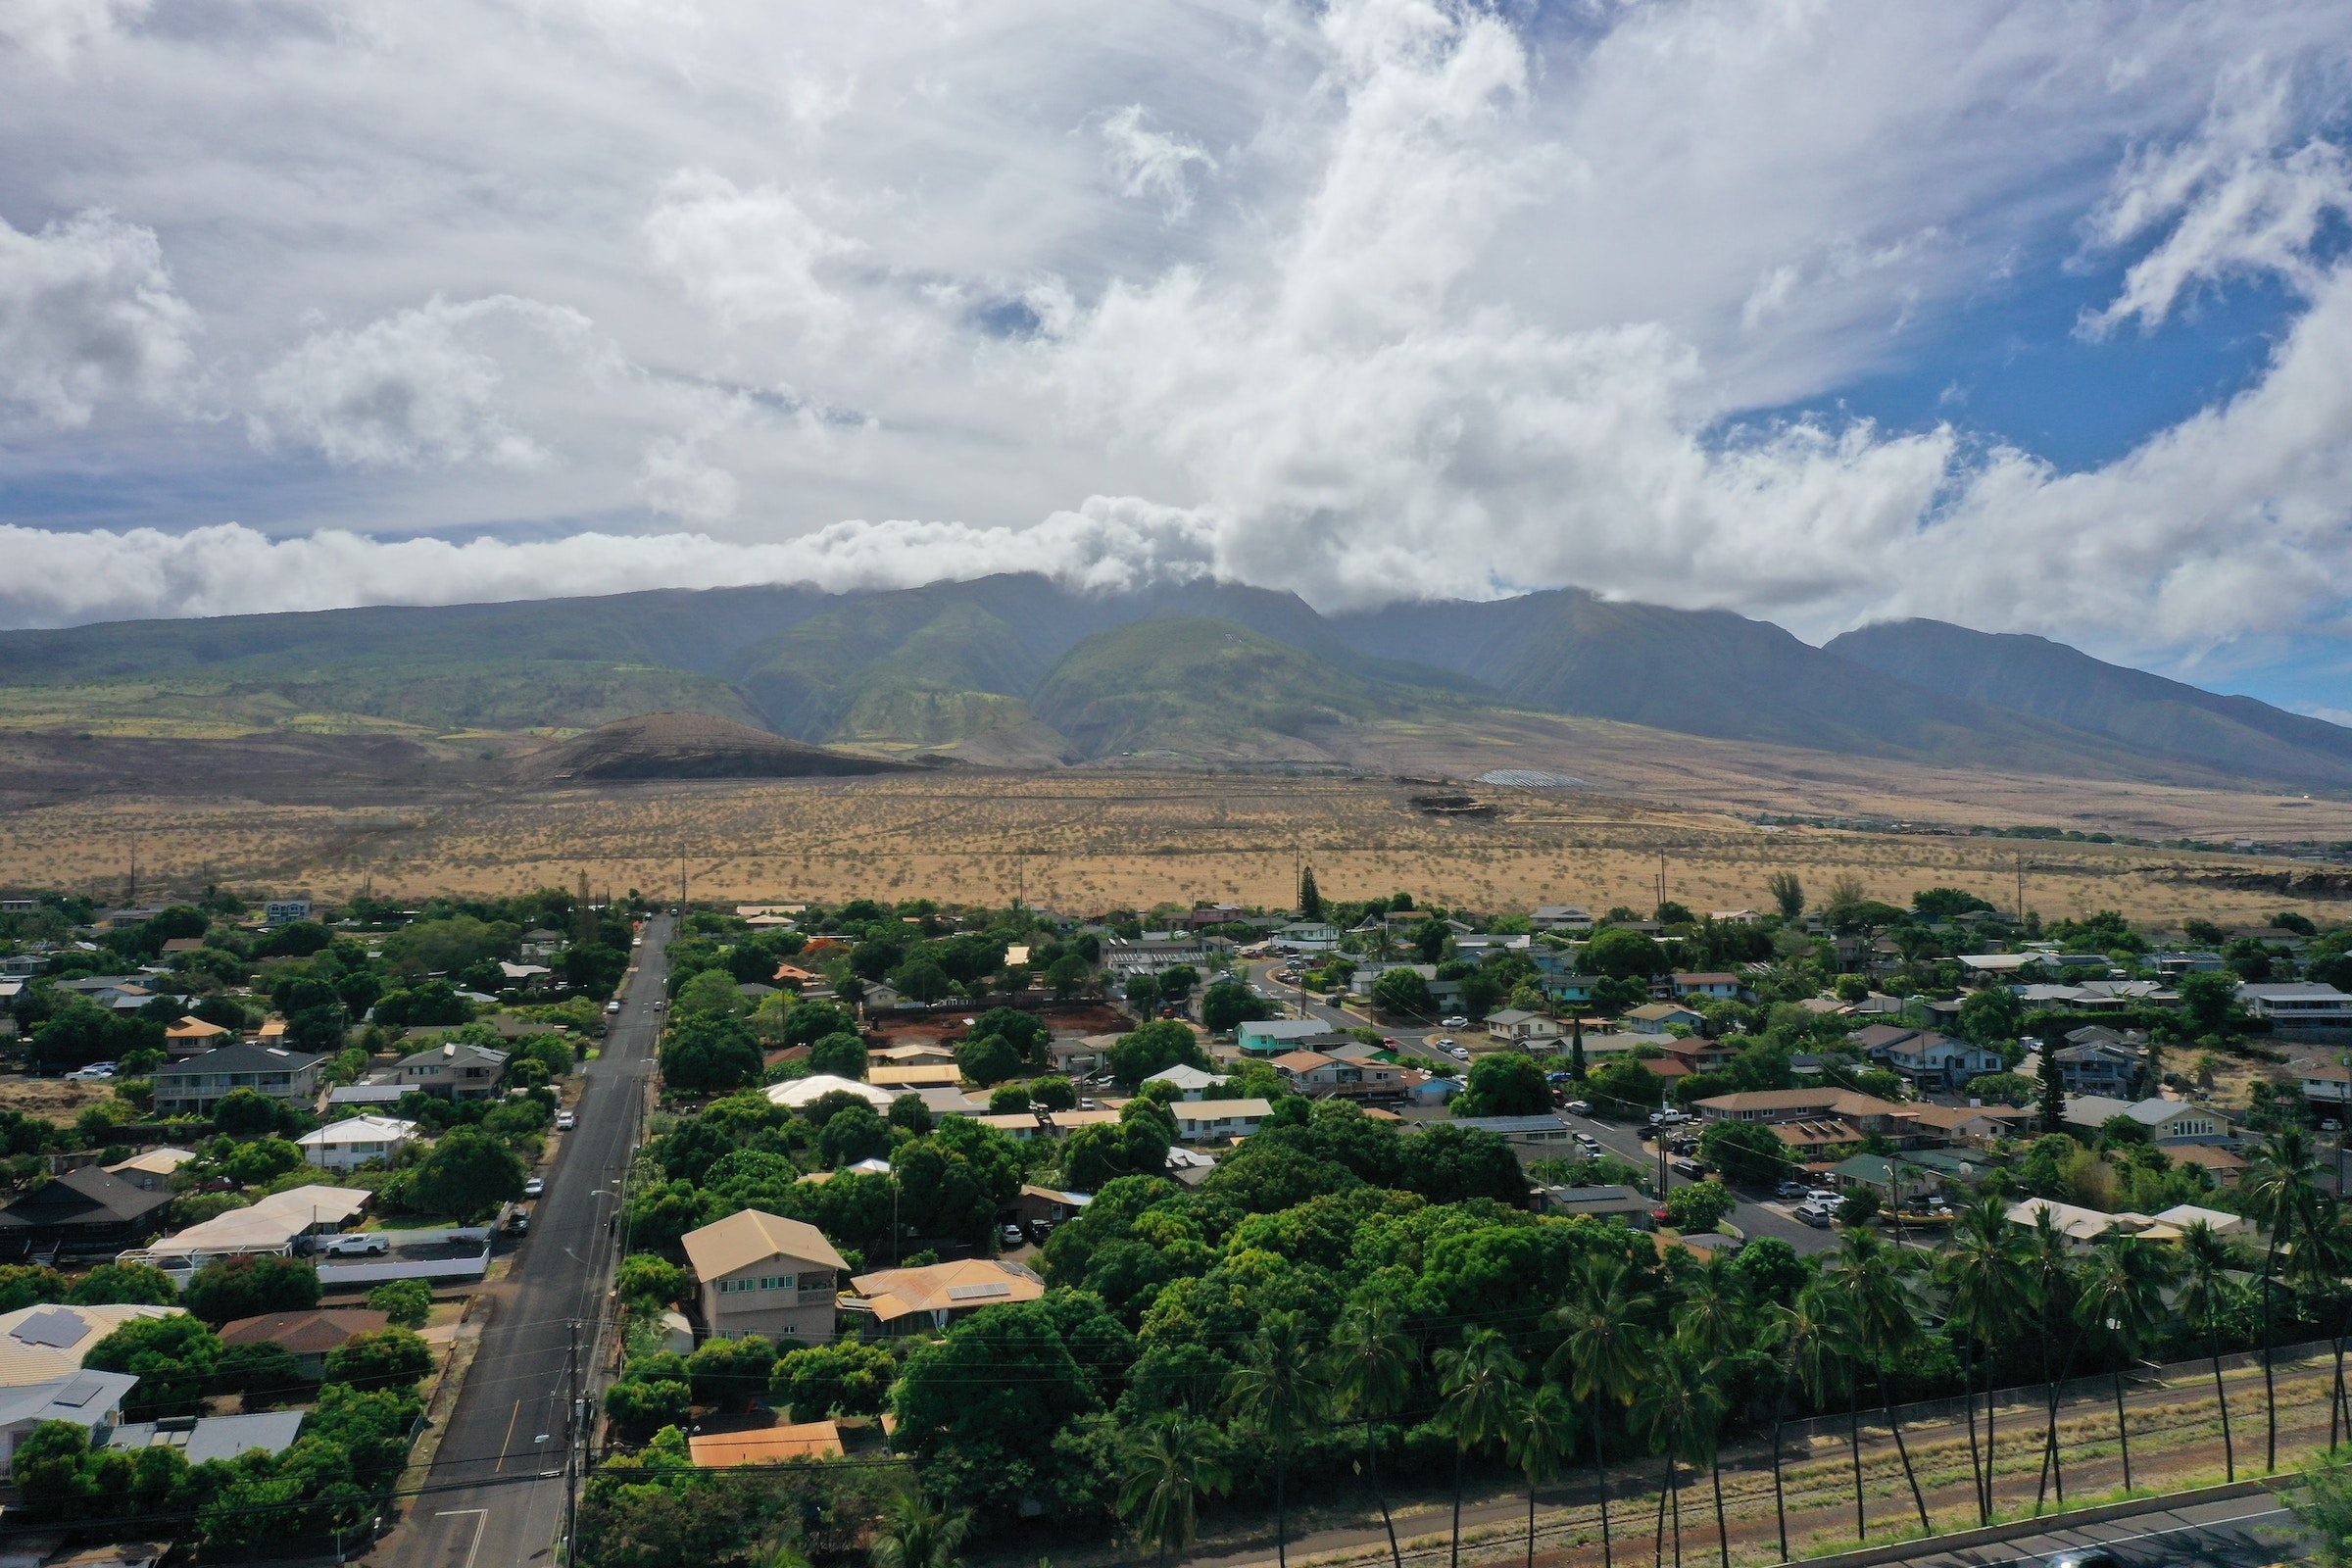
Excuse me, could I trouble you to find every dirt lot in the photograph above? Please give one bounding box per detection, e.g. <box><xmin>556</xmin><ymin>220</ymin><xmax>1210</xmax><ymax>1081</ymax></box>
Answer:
<box><xmin>2</xmin><ymin>764</ymin><xmax>2347</xmax><ymax>927</ymax></box>
<box><xmin>0</xmin><ymin>1074</ymin><xmax>121</xmax><ymax>1124</ymax></box>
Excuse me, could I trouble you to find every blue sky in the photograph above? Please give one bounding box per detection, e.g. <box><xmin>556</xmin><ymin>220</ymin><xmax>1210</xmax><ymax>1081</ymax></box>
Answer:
<box><xmin>1</xmin><ymin>1</ymin><xmax>2349</xmax><ymax>723</ymax></box>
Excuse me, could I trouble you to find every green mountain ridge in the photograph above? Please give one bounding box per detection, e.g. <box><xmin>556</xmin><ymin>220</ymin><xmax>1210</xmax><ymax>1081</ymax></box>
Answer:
<box><xmin>0</xmin><ymin>573</ymin><xmax>2343</xmax><ymax>790</ymax></box>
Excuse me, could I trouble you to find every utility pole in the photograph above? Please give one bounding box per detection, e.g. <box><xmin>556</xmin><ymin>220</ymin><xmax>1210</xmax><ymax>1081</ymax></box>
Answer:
<box><xmin>564</xmin><ymin>1317</ymin><xmax>580</xmax><ymax>1561</ymax></box>
<box><xmin>1655</xmin><ymin>851</ymin><xmax>1667</xmax><ymax>912</ymax></box>
<box><xmin>678</xmin><ymin>849</ymin><xmax>687</xmax><ymax>912</ymax></box>
<box><xmin>2016</xmin><ymin>856</ymin><xmax>2026</xmax><ymax>922</ymax></box>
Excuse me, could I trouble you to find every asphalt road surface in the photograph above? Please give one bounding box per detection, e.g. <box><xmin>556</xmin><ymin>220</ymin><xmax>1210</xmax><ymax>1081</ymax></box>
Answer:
<box><xmin>377</xmin><ymin>912</ymin><xmax>670</xmax><ymax>1568</ymax></box>
<box><xmin>1246</xmin><ymin>959</ymin><xmax>1839</xmax><ymax>1255</ymax></box>
<box><xmin>1878</xmin><ymin>1491</ymin><xmax>2292</xmax><ymax>1568</ymax></box>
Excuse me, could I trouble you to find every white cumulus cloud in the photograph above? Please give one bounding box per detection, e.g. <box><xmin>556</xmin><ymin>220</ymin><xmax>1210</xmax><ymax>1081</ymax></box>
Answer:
<box><xmin>0</xmin><ymin>206</ymin><xmax>195</xmax><ymax>425</ymax></box>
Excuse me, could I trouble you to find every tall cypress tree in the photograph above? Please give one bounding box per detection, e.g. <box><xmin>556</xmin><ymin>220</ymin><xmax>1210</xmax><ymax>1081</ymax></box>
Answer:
<box><xmin>1298</xmin><ymin>865</ymin><xmax>1322</xmax><ymax>920</ymax></box>
<box><xmin>2035</xmin><ymin>1045</ymin><xmax>2067</xmax><ymax>1134</ymax></box>
<box><xmin>1570</xmin><ymin>1011</ymin><xmax>1589</xmax><ymax>1080</ymax></box>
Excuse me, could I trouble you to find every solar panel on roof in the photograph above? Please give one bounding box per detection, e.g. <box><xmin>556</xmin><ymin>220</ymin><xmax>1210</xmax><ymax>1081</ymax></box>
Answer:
<box><xmin>945</xmin><ymin>1283</ymin><xmax>1011</xmax><ymax>1301</ymax></box>
<box><xmin>10</xmin><ymin>1309</ymin><xmax>91</xmax><ymax>1349</ymax></box>
<box><xmin>51</xmin><ymin>1376</ymin><xmax>105</xmax><ymax>1408</ymax></box>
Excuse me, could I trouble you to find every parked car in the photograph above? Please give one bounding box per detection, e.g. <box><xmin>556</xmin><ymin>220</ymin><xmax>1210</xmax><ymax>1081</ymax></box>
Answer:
<box><xmin>605</xmin><ymin>1000</ymin><xmax>621</xmax><ymax>1014</ymax></box>
<box><xmin>1795</xmin><ymin>1204</ymin><xmax>1833</xmax><ymax>1229</ymax></box>
<box><xmin>1671</xmin><ymin>1157</ymin><xmax>1706</xmax><ymax>1179</ymax></box>
<box><xmin>65</xmin><ymin>1064</ymin><xmax>116</xmax><ymax>1082</ymax></box>
<box><xmin>555</xmin><ymin>1110</ymin><xmax>576</xmax><ymax>1131</ymax></box>
<box><xmin>1449</xmin><ymin>1046</ymin><xmax>1471</xmax><ymax>1061</ymax></box>
<box><xmin>1000</xmin><ymin>1223</ymin><xmax>1026</xmax><ymax>1249</ymax></box>
<box><xmin>1562</xmin><ymin>1100</ymin><xmax>1592</xmax><ymax>1115</ymax></box>
<box><xmin>523</xmin><ymin>1176</ymin><xmax>546</xmax><ymax>1199</ymax></box>
<box><xmin>1440</xmin><ymin>1015</ymin><xmax>1470</xmax><ymax>1029</ymax></box>
<box><xmin>1775</xmin><ymin>1181</ymin><xmax>1812</xmax><ymax>1200</ymax></box>
<box><xmin>505</xmin><ymin>1210</ymin><xmax>530</xmax><ymax>1236</ymax></box>
<box><xmin>320</xmin><ymin>1233</ymin><xmax>390</xmax><ymax>1257</ymax></box>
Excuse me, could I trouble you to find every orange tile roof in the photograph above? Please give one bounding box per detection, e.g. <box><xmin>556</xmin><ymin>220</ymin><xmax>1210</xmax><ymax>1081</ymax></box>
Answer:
<box><xmin>689</xmin><ymin>1420</ymin><xmax>844</xmax><ymax>1467</ymax></box>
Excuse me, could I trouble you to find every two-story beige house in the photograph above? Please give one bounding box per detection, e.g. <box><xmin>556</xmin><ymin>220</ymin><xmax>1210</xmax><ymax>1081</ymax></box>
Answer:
<box><xmin>680</xmin><ymin>1209</ymin><xmax>846</xmax><ymax>1344</ymax></box>
<box><xmin>151</xmin><ymin>1043</ymin><xmax>324</xmax><ymax>1118</ymax></box>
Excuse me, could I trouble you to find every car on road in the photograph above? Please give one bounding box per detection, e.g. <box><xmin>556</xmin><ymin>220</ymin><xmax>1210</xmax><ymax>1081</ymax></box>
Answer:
<box><xmin>2040</xmin><ymin>1550</ymin><xmax>2121</xmax><ymax>1568</ymax></box>
<box><xmin>1433</xmin><ymin>1036</ymin><xmax>1455</xmax><ymax>1049</ymax></box>
<box><xmin>1448</xmin><ymin>1045</ymin><xmax>1471</xmax><ymax>1061</ymax></box>
<box><xmin>1648</xmin><ymin>1109</ymin><xmax>1691</xmax><ymax>1125</ymax></box>
<box><xmin>1794</xmin><ymin>1204</ymin><xmax>1834</xmax><ymax>1228</ymax></box>
<box><xmin>1440</xmin><ymin>1015</ymin><xmax>1470</xmax><ymax>1029</ymax></box>
<box><xmin>320</xmin><ymin>1233</ymin><xmax>391</xmax><ymax>1257</ymax></box>
<box><xmin>555</xmin><ymin>1110</ymin><xmax>576</xmax><ymax>1131</ymax></box>
<box><xmin>1000</xmin><ymin>1223</ymin><xmax>1026</xmax><ymax>1249</ymax></box>
<box><xmin>1575</xmin><ymin>1134</ymin><xmax>1601</xmax><ymax>1153</ymax></box>
<box><xmin>605</xmin><ymin>1000</ymin><xmax>621</xmax><ymax>1013</ymax></box>
<box><xmin>654</xmin><ymin>998</ymin><xmax>666</xmax><ymax>1009</ymax></box>
<box><xmin>1562</xmin><ymin>1100</ymin><xmax>1592</xmax><ymax>1115</ymax></box>
<box><xmin>631</xmin><ymin>936</ymin><xmax>643</xmax><ymax>947</ymax></box>
<box><xmin>1671</xmin><ymin>1157</ymin><xmax>1706</xmax><ymax>1179</ymax></box>
<box><xmin>523</xmin><ymin>1177</ymin><xmax>545</xmax><ymax>1198</ymax></box>
<box><xmin>1775</xmin><ymin>1181</ymin><xmax>1812</xmax><ymax>1200</ymax></box>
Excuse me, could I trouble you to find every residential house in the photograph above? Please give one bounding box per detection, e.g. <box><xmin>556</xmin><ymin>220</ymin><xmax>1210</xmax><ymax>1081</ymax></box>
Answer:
<box><xmin>1900</xmin><ymin>1102</ymin><xmax>2034</xmax><ymax>1148</ymax></box>
<box><xmin>1446</xmin><ymin>1113</ymin><xmax>1573</xmax><ymax>1148</ymax></box>
<box><xmin>219</xmin><ymin>1308</ymin><xmax>389</xmax><ymax>1378</ymax></box>
<box><xmin>125</xmin><ymin>1186</ymin><xmax>369</xmax><ymax>1274</ymax></box>
<box><xmin>2239</xmin><ymin>983</ymin><xmax>2352</xmax><ymax>1034</ymax></box>
<box><xmin>151</xmin><ymin>1042</ymin><xmax>324</xmax><ymax>1118</ymax></box>
<box><xmin>850</xmin><ymin>1259</ymin><xmax>1045</xmax><ymax>1336</ymax></box>
<box><xmin>1532</xmin><ymin>906</ymin><xmax>1594</xmax><ymax>933</ymax></box>
<box><xmin>0</xmin><ymin>1168</ymin><xmax>172</xmax><ymax>1256</ymax></box>
<box><xmin>2054</xmin><ymin>1036</ymin><xmax>2144</xmax><ymax>1096</ymax></box>
<box><xmin>2007</xmin><ymin>1197</ymin><xmax>2138</xmax><ymax>1247</ymax></box>
<box><xmin>1348</xmin><ymin>962</ymin><xmax>1464</xmax><ymax>1009</ymax></box>
<box><xmin>1647</xmin><ymin>1037</ymin><xmax>1739</xmax><ymax>1072</ymax></box>
<box><xmin>101</xmin><ymin>1148</ymin><xmax>194</xmax><ymax>1193</ymax></box>
<box><xmin>164</xmin><ymin>1016</ymin><xmax>232</xmax><ymax>1054</ymax></box>
<box><xmin>2302</xmin><ymin>1064</ymin><xmax>2352</xmax><ymax>1105</ymax></box>
<box><xmin>262</xmin><ymin>900</ymin><xmax>313</xmax><ymax>927</ymax></box>
<box><xmin>1692</xmin><ymin>1089</ymin><xmax>1915</xmax><ymax>1138</ymax></box>
<box><xmin>2061</xmin><ymin>1094</ymin><xmax>2232</xmax><ymax>1146</ymax></box>
<box><xmin>1850</xmin><ymin>1024</ymin><xmax>2004</xmax><ymax>1089</ymax></box>
<box><xmin>1049</xmin><ymin>1036</ymin><xmax>1115</xmax><ymax>1076</ymax></box>
<box><xmin>2169</xmin><ymin>1144</ymin><xmax>2248</xmax><ymax>1185</ymax></box>
<box><xmin>1140</xmin><ymin>1064</ymin><xmax>1228</xmax><ymax>1100</ymax></box>
<box><xmin>1484</xmin><ymin>1009</ymin><xmax>1563</xmax><ymax>1047</ymax></box>
<box><xmin>1624</xmin><ymin>1003</ymin><xmax>1703</xmax><ymax>1036</ymax></box>
<box><xmin>1170</xmin><ymin>1099</ymin><xmax>1272</xmax><ymax>1142</ymax></box>
<box><xmin>858</xmin><ymin>982</ymin><xmax>907</xmax><ymax>1011</ymax></box>
<box><xmin>1275</xmin><ymin>921</ymin><xmax>1341</xmax><ymax>952</ymax></box>
<box><xmin>974</xmin><ymin>1112</ymin><xmax>1042</xmax><ymax>1141</ymax></box>
<box><xmin>1452</xmin><ymin>934</ymin><xmax>1532</xmax><ymax>958</ymax></box>
<box><xmin>1533</xmin><ymin>1185</ymin><xmax>1651</xmax><ymax>1226</ymax></box>
<box><xmin>1102</xmin><ymin>934</ymin><xmax>1231</xmax><ymax>975</ymax></box>
<box><xmin>0</xmin><ymin>1371</ymin><xmax>138</xmax><ymax>1463</ymax></box>
<box><xmin>1829</xmin><ymin>1154</ymin><xmax>1936</xmax><ymax>1204</ymax></box>
<box><xmin>875</xmin><ymin>1044</ymin><xmax>959</xmax><ymax>1068</ymax></box>
<box><xmin>0</xmin><ymin>1303</ymin><xmax>178</xmax><ymax>1387</ymax></box>
<box><xmin>1669</xmin><ymin>972</ymin><xmax>1740</xmax><ymax>1002</ymax></box>
<box><xmin>1266</xmin><ymin>1051</ymin><xmax>1346</xmax><ymax>1091</ymax></box>
<box><xmin>326</xmin><ymin>1083</ymin><xmax>409</xmax><ymax>1114</ymax></box>
<box><xmin>765</xmin><ymin>1075</ymin><xmax>895</xmax><ymax>1113</ymax></box>
<box><xmin>680</xmin><ymin>1209</ymin><xmax>846</xmax><ymax>1344</ymax></box>
<box><xmin>392</xmin><ymin>1041</ymin><xmax>509</xmax><ymax>1102</ymax></box>
<box><xmin>1768</xmin><ymin>1119</ymin><xmax>1868</xmax><ymax>1161</ymax></box>
<box><xmin>1236</xmin><ymin>1019</ymin><xmax>1335</xmax><ymax>1055</ymax></box>
<box><xmin>869</xmin><ymin>1065</ymin><xmax>961</xmax><ymax>1091</ymax></box>
<box><xmin>108</xmin><ymin>1409</ymin><xmax>306</xmax><ymax>1465</ymax></box>
<box><xmin>689</xmin><ymin>1421</ymin><xmax>844</xmax><ymax>1468</ymax></box>
<box><xmin>295</xmin><ymin>1116</ymin><xmax>417</xmax><ymax>1172</ymax></box>
<box><xmin>2149</xmin><ymin>951</ymin><xmax>2226</xmax><ymax>976</ymax></box>
<box><xmin>1015</xmin><ymin>1185</ymin><xmax>1092</xmax><ymax>1230</ymax></box>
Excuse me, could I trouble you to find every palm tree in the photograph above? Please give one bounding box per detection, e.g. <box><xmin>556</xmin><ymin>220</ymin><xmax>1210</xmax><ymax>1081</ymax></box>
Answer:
<box><xmin>1783</xmin><ymin>1279</ymin><xmax>1865</xmax><ymax>1542</ymax></box>
<box><xmin>1503</xmin><ymin>1381</ymin><xmax>1575</xmax><ymax>1568</ymax></box>
<box><xmin>2073</xmin><ymin>1232</ymin><xmax>2180</xmax><ymax>1493</ymax></box>
<box><xmin>1673</xmin><ymin>1250</ymin><xmax>1748</xmax><ymax>1360</ymax></box>
<box><xmin>2022</xmin><ymin>1206</ymin><xmax>2082</xmax><ymax>1508</ymax></box>
<box><xmin>870</xmin><ymin>1487</ymin><xmax>970</xmax><ymax>1568</ymax></box>
<box><xmin>2289</xmin><ymin>1198</ymin><xmax>2352</xmax><ymax>1448</ymax></box>
<box><xmin>1761</xmin><ymin>1283</ymin><xmax>1842</xmax><ymax>1557</ymax></box>
<box><xmin>1631</xmin><ymin>1344</ymin><xmax>1727</xmax><ymax>1568</ymax></box>
<box><xmin>1546</xmin><ymin>1254</ymin><xmax>1657</xmax><ymax>1568</ymax></box>
<box><xmin>1118</xmin><ymin>1416</ymin><xmax>1233</xmax><ymax>1568</ymax></box>
<box><xmin>1325</xmin><ymin>1302</ymin><xmax>1418</xmax><ymax>1568</ymax></box>
<box><xmin>1438</xmin><ymin>1327</ymin><xmax>1524</xmax><ymax>1568</ymax></box>
<box><xmin>1937</xmin><ymin>1196</ymin><xmax>2031</xmax><ymax>1524</ymax></box>
<box><xmin>1223</xmin><ymin>1311</ymin><xmax>1326</xmax><ymax>1568</ymax></box>
<box><xmin>2246</xmin><ymin>1126</ymin><xmax>2321</xmax><ymax>1471</ymax></box>
<box><xmin>2177</xmin><ymin>1219</ymin><xmax>2254</xmax><ymax>1483</ymax></box>
<box><xmin>1829</xmin><ymin>1227</ymin><xmax>1932</xmax><ymax>1533</ymax></box>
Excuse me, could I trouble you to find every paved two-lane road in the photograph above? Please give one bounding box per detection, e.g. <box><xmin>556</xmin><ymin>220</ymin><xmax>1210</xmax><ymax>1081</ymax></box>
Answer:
<box><xmin>379</xmin><ymin>912</ymin><xmax>671</xmax><ymax>1568</ymax></box>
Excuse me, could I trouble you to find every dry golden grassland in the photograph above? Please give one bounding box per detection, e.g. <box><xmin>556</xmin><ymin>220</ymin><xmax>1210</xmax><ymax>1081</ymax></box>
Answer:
<box><xmin>6</xmin><ymin>769</ymin><xmax>2347</xmax><ymax>925</ymax></box>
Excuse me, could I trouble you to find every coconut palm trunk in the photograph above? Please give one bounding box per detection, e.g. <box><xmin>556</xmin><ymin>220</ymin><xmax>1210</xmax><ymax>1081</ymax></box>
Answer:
<box><xmin>1366</xmin><ymin>1426</ymin><xmax>1401</xmax><ymax>1568</ymax></box>
<box><xmin>1875</xmin><ymin>1361</ymin><xmax>1932</xmax><ymax>1532</ymax></box>
<box><xmin>1767</xmin><ymin>1382</ymin><xmax>1791</xmax><ymax>1560</ymax></box>
<box><xmin>1709</xmin><ymin>1449</ymin><xmax>1729</xmax><ymax>1568</ymax></box>
<box><xmin>2111</xmin><ymin>1365</ymin><xmax>2132</xmax><ymax>1491</ymax></box>
<box><xmin>2035</xmin><ymin>1332</ymin><xmax>2082</xmax><ymax>1509</ymax></box>
<box><xmin>1959</xmin><ymin>1337</ymin><xmax>1985</xmax><ymax>1525</ymax></box>
<box><xmin>1847</xmin><ymin>1380</ymin><xmax>1867</xmax><ymax>1542</ymax></box>
<box><xmin>1592</xmin><ymin>1405</ymin><xmax>1615</xmax><ymax>1568</ymax></box>
<box><xmin>2210</xmin><ymin>1328</ymin><xmax>2234</xmax><ymax>1483</ymax></box>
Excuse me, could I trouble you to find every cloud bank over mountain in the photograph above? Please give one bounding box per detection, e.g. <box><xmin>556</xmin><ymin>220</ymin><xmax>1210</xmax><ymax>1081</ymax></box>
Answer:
<box><xmin>3</xmin><ymin>1</ymin><xmax>2351</xmax><ymax>684</ymax></box>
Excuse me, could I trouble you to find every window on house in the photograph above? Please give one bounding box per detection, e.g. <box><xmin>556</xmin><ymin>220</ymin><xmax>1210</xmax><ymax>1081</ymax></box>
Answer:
<box><xmin>717</xmin><ymin>1278</ymin><xmax>756</xmax><ymax>1295</ymax></box>
<box><xmin>756</xmin><ymin>1274</ymin><xmax>795</xmax><ymax>1291</ymax></box>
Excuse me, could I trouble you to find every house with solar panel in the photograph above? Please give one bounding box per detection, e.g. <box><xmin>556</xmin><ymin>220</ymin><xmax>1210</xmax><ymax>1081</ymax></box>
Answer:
<box><xmin>846</xmin><ymin>1258</ymin><xmax>1046</xmax><ymax>1336</ymax></box>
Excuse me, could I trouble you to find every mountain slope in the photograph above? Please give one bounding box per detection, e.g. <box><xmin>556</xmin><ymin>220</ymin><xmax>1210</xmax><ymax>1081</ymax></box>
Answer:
<box><xmin>510</xmin><ymin>712</ymin><xmax>926</xmax><ymax>782</ymax></box>
<box><xmin>1827</xmin><ymin>619</ymin><xmax>2352</xmax><ymax>789</ymax></box>
<box><xmin>1326</xmin><ymin>589</ymin><xmax>2200</xmax><ymax>778</ymax></box>
<box><xmin>1031</xmin><ymin>617</ymin><xmax>1421</xmax><ymax>760</ymax></box>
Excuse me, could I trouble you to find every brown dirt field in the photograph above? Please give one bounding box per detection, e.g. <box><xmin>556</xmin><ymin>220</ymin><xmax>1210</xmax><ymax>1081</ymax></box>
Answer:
<box><xmin>6</xmin><ymin>769</ymin><xmax>2346</xmax><ymax>930</ymax></box>
<box><xmin>0</xmin><ymin>1074</ymin><xmax>120</xmax><ymax>1125</ymax></box>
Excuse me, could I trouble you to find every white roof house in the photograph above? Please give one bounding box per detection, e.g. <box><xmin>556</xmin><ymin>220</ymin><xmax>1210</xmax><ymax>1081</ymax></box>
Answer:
<box><xmin>0</xmin><ymin>1303</ymin><xmax>180</xmax><ymax>1387</ymax></box>
<box><xmin>0</xmin><ymin>1371</ymin><xmax>139</xmax><ymax>1462</ymax></box>
<box><xmin>296</xmin><ymin>1116</ymin><xmax>419</xmax><ymax>1172</ymax></box>
<box><xmin>2238</xmin><ymin>983</ymin><xmax>2352</xmax><ymax>1026</ymax></box>
<box><xmin>765</xmin><ymin>1074</ymin><xmax>896</xmax><ymax>1112</ymax></box>
<box><xmin>2061</xmin><ymin>1095</ymin><xmax>2232</xmax><ymax>1145</ymax></box>
<box><xmin>1169</xmin><ymin>1099</ymin><xmax>1272</xmax><ymax>1141</ymax></box>
<box><xmin>127</xmin><ymin>1185</ymin><xmax>371</xmax><ymax>1273</ymax></box>
<box><xmin>1141</xmin><ymin>1064</ymin><xmax>1229</xmax><ymax>1100</ymax></box>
